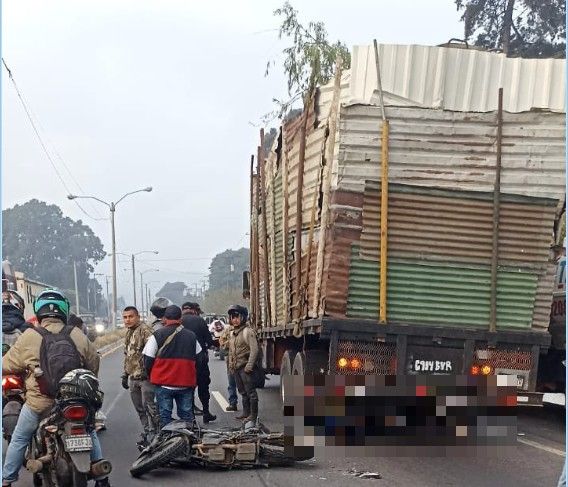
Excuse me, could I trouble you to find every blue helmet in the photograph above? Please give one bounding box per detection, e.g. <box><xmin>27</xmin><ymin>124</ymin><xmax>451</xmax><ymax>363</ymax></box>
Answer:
<box><xmin>34</xmin><ymin>289</ymin><xmax>70</xmax><ymax>322</ymax></box>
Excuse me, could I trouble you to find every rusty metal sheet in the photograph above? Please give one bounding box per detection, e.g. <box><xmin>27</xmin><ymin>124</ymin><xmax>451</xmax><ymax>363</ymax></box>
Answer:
<box><xmin>359</xmin><ymin>182</ymin><xmax>557</xmax><ymax>267</ymax></box>
<box><xmin>335</xmin><ymin>104</ymin><xmax>565</xmax><ymax>202</ymax></box>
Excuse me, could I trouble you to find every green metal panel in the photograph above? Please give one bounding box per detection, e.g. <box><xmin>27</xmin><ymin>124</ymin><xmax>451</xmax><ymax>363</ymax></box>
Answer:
<box><xmin>347</xmin><ymin>246</ymin><xmax>538</xmax><ymax>329</ymax></box>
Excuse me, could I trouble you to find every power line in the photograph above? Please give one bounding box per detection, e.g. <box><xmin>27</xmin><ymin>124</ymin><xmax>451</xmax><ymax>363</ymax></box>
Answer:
<box><xmin>2</xmin><ymin>58</ymin><xmax>106</xmax><ymax>222</ymax></box>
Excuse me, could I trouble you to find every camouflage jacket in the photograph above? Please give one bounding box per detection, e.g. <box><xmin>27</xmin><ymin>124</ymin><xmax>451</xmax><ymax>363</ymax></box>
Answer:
<box><xmin>123</xmin><ymin>323</ymin><xmax>153</xmax><ymax>379</ymax></box>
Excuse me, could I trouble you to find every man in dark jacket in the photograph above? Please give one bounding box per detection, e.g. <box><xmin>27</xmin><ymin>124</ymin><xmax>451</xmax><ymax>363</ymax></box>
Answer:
<box><xmin>181</xmin><ymin>302</ymin><xmax>216</xmax><ymax>423</ymax></box>
<box><xmin>2</xmin><ymin>291</ymin><xmax>31</xmax><ymax>349</ymax></box>
<box><xmin>143</xmin><ymin>305</ymin><xmax>200</xmax><ymax>428</ymax></box>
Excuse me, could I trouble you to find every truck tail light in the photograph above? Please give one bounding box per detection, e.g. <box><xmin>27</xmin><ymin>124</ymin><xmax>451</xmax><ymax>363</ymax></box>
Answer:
<box><xmin>337</xmin><ymin>357</ymin><xmax>348</xmax><ymax>368</ymax></box>
<box><xmin>470</xmin><ymin>365</ymin><xmax>481</xmax><ymax>375</ymax></box>
<box><xmin>350</xmin><ymin>358</ymin><xmax>361</xmax><ymax>369</ymax></box>
<box><xmin>481</xmin><ymin>364</ymin><xmax>493</xmax><ymax>376</ymax></box>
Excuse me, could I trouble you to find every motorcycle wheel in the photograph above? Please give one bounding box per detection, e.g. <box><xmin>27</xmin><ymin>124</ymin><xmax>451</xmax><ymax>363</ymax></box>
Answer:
<box><xmin>33</xmin><ymin>473</ymin><xmax>43</xmax><ymax>487</ymax></box>
<box><xmin>258</xmin><ymin>443</ymin><xmax>295</xmax><ymax>467</ymax></box>
<box><xmin>130</xmin><ymin>436</ymin><xmax>186</xmax><ymax>478</ymax></box>
<box><xmin>70</xmin><ymin>468</ymin><xmax>88</xmax><ymax>487</ymax></box>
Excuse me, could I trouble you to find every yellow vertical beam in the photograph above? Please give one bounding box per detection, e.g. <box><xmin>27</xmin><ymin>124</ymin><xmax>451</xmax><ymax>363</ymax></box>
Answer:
<box><xmin>379</xmin><ymin>120</ymin><xmax>389</xmax><ymax>324</ymax></box>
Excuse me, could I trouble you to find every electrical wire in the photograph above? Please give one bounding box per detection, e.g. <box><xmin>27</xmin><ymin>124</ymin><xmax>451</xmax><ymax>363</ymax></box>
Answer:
<box><xmin>2</xmin><ymin>58</ymin><xmax>106</xmax><ymax>222</ymax></box>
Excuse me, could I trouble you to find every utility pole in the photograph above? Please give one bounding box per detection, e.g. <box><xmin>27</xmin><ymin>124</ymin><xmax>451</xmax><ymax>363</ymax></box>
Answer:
<box><xmin>73</xmin><ymin>261</ymin><xmax>80</xmax><ymax>315</ymax></box>
<box><xmin>140</xmin><ymin>275</ymin><xmax>145</xmax><ymax>319</ymax></box>
<box><xmin>131</xmin><ymin>254</ymin><xmax>137</xmax><ymax>307</ymax></box>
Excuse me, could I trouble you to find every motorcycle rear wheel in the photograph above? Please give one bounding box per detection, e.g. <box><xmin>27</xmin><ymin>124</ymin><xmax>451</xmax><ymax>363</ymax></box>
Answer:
<box><xmin>130</xmin><ymin>436</ymin><xmax>186</xmax><ymax>478</ymax></box>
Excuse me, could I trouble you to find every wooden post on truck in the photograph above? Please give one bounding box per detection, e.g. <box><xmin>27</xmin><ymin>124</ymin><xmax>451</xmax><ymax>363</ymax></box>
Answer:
<box><xmin>374</xmin><ymin>39</ymin><xmax>389</xmax><ymax>324</ymax></box>
<box><xmin>282</xmin><ymin>137</ymin><xmax>291</xmax><ymax>323</ymax></box>
<box><xmin>249</xmin><ymin>154</ymin><xmax>256</xmax><ymax>326</ymax></box>
<box><xmin>255</xmin><ymin>158</ymin><xmax>262</xmax><ymax>326</ymax></box>
<box><xmin>294</xmin><ymin>98</ymin><xmax>310</xmax><ymax>321</ymax></box>
<box><xmin>313</xmin><ymin>55</ymin><xmax>343</xmax><ymax>317</ymax></box>
<box><xmin>489</xmin><ymin>88</ymin><xmax>504</xmax><ymax>333</ymax></box>
<box><xmin>259</xmin><ymin>130</ymin><xmax>272</xmax><ymax>327</ymax></box>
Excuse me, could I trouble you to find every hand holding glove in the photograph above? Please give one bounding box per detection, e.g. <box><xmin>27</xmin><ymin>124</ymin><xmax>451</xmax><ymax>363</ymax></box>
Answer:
<box><xmin>121</xmin><ymin>374</ymin><xmax>129</xmax><ymax>389</ymax></box>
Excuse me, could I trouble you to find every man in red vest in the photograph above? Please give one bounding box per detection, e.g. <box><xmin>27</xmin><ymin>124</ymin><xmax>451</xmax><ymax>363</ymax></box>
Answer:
<box><xmin>143</xmin><ymin>305</ymin><xmax>200</xmax><ymax>427</ymax></box>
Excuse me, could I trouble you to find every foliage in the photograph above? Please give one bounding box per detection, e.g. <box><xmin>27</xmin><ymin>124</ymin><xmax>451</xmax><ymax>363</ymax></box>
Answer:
<box><xmin>2</xmin><ymin>199</ymin><xmax>106</xmax><ymax>312</ymax></box>
<box><xmin>264</xmin><ymin>2</ymin><xmax>350</xmax><ymax>121</ymax></box>
<box><xmin>208</xmin><ymin>248</ymin><xmax>250</xmax><ymax>293</ymax></box>
<box><xmin>203</xmin><ymin>288</ymin><xmax>249</xmax><ymax>316</ymax></box>
<box><xmin>155</xmin><ymin>281</ymin><xmax>189</xmax><ymax>305</ymax></box>
<box><xmin>455</xmin><ymin>0</ymin><xmax>566</xmax><ymax>57</ymax></box>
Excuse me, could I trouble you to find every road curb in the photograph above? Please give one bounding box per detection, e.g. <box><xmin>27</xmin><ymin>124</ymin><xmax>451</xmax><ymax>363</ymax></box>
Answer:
<box><xmin>97</xmin><ymin>339</ymin><xmax>124</xmax><ymax>355</ymax></box>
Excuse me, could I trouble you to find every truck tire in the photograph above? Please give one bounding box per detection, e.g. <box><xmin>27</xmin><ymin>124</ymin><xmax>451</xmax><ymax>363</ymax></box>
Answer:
<box><xmin>280</xmin><ymin>350</ymin><xmax>296</xmax><ymax>406</ymax></box>
<box><xmin>292</xmin><ymin>350</ymin><xmax>329</xmax><ymax>375</ymax></box>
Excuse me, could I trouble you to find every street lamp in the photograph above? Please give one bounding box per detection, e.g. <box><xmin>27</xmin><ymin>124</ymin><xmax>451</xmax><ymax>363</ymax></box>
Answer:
<box><xmin>68</xmin><ymin>187</ymin><xmax>153</xmax><ymax>327</ymax></box>
<box><xmin>139</xmin><ymin>268</ymin><xmax>159</xmax><ymax>319</ymax></box>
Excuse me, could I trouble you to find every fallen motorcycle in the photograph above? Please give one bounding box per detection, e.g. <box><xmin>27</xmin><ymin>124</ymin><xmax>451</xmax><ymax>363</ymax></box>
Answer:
<box><xmin>26</xmin><ymin>369</ymin><xmax>112</xmax><ymax>487</ymax></box>
<box><xmin>130</xmin><ymin>419</ymin><xmax>310</xmax><ymax>478</ymax></box>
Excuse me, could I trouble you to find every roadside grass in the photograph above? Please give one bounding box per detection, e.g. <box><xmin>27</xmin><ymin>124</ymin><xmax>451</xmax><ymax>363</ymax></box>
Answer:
<box><xmin>94</xmin><ymin>328</ymin><xmax>126</xmax><ymax>349</ymax></box>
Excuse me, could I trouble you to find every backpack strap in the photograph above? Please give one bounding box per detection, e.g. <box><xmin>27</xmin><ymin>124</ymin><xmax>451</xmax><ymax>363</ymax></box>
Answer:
<box><xmin>156</xmin><ymin>326</ymin><xmax>183</xmax><ymax>358</ymax></box>
<box><xmin>62</xmin><ymin>325</ymin><xmax>74</xmax><ymax>336</ymax></box>
<box><xmin>34</xmin><ymin>327</ymin><xmax>50</xmax><ymax>338</ymax></box>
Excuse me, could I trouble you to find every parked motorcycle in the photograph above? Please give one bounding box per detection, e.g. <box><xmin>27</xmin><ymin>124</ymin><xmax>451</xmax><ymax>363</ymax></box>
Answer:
<box><xmin>130</xmin><ymin>420</ymin><xmax>309</xmax><ymax>478</ymax></box>
<box><xmin>210</xmin><ymin>320</ymin><xmax>227</xmax><ymax>360</ymax></box>
<box><xmin>25</xmin><ymin>369</ymin><xmax>112</xmax><ymax>487</ymax></box>
<box><xmin>2</xmin><ymin>373</ymin><xmax>25</xmax><ymax>443</ymax></box>
<box><xmin>2</xmin><ymin>341</ymin><xmax>25</xmax><ymax>443</ymax></box>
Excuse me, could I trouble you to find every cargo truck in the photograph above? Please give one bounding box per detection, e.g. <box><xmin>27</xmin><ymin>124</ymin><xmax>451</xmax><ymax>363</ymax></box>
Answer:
<box><xmin>246</xmin><ymin>43</ymin><xmax>566</xmax><ymax>406</ymax></box>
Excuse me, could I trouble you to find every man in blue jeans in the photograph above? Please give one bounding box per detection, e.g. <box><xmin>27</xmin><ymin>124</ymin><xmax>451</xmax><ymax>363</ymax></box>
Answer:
<box><xmin>143</xmin><ymin>305</ymin><xmax>200</xmax><ymax>427</ymax></box>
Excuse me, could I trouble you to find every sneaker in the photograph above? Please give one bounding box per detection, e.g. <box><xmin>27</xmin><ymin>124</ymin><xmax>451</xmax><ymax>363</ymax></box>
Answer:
<box><xmin>203</xmin><ymin>412</ymin><xmax>217</xmax><ymax>423</ymax></box>
<box><xmin>94</xmin><ymin>478</ymin><xmax>111</xmax><ymax>487</ymax></box>
<box><xmin>225</xmin><ymin>404</ymin><xmax>238</xmax><ymax>412</ymax></box>
<box><xmin>235</xmin><ymin>413</ymin><xmax>248</xmax><ymax>420</ymax></box>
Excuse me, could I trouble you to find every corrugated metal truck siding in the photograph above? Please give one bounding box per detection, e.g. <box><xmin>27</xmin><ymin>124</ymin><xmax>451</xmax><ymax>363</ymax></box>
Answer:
<box><xmin>348</xmin><ymin>246</ymin><xmax>538</xmax><ymax>329</ymax></box>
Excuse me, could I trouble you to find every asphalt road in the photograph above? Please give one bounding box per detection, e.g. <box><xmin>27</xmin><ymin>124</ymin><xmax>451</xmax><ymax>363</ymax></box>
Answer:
<box><xmin>4</xmin><ymin>345</ymin><xmax>566</xmax><ymax>486</ymax></box>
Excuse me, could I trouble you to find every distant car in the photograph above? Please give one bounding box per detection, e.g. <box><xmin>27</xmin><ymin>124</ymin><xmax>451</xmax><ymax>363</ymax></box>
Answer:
<box><xmin>115</xmin><ymin>318</ymin><xmax>124</xmax><ymax>329</ymax></box>
<box><xmin>80</xmin><ymin>313</ymin><xmax>105</xmax><ymax>338</ymax></box>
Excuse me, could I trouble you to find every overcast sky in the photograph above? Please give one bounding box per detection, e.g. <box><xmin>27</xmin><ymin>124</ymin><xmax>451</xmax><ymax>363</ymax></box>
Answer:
<box><xmin>2</xmin><ymin>0</ymin><xmax>463</xmax><ymax>303</ymax></box>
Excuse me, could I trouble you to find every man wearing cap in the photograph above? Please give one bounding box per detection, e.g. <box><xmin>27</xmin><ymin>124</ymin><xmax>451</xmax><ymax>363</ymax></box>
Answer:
<box><xmin>142</xmin><ymin>305</ymin><xmax>200</xmax><ymax>427</ymax></box>
<box><xmin>181</xmin><ymin>302</ymin><xmax>216</xmax><ymax>423</ymax></box>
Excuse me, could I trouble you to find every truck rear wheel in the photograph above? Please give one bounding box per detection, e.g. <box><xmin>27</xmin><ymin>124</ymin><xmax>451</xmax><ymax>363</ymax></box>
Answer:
<box><xmin>292</xmin><ymin>350</ymin><xmax>329</xmax><ymax>375</ymax></box>
<box><xmin>280</xmin><ymin>350</ymin><xmax>296</xmax><ymax>406</ymax></box>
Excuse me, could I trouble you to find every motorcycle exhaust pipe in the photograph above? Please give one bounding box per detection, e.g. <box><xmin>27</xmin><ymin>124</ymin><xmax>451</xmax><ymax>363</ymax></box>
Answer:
<box><xmin>90</xmin><ymin>459</ymin><xmax>112</xmax><ymax>477</ymax></box>
<box><xmin>26</xmin><ymin>454</ymin><xmax>51</xmax><ymax>474</ymax></box>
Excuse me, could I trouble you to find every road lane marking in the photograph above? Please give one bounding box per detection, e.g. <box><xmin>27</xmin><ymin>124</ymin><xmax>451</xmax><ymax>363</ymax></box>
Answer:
<box><xmin>212</xmin><ymin>390</ymin><xmax>230</xmax><ymax>411</ymax></box>
<box><xmin>100</xmin><ymin>343</ymin><xmax>124</xmax><ymax>358</ymax></box>
<box><xmin>102</xmin><ymin>389</ymin><xmax>127</xmax><ymax>417</ymax></box>
<box><xmin>518</xmin><ymin>437</ymin><xmax>566</xmax><ymax>457</ymax></box>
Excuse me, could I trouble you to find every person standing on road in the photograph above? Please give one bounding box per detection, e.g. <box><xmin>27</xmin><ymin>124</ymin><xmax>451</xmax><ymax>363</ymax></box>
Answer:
<box><xmin>1</xmin><ymin>289</ymin><xmax>111</xmax><ymax>487</ymax></box>
<box><xmin>143</xmin><ymin>305</ymin><xmax>201</xmax><ymax>428</ymax></box>
<box><xmin>227</xmin><ymin>304</ymin><xmax>260</xmax><ymax>423</ymax></box>
<box><xmin>219</xmin><ymin>325</ymin><xmax>238</xmax><ymax>412</ymax></box>
<box><xmin>149</xmin><ymin>297</ymin><xmax>173</xmax><ymax>332</ymax></box>
<box><xmin>120</xmin><ymin>306</ymin><xmax>158</xmax><ymax>448</ymax></box>
<box><xmin>181</xmin><ymin>302</ymin><xmax>216</xmax><ymax>423</ymax></box>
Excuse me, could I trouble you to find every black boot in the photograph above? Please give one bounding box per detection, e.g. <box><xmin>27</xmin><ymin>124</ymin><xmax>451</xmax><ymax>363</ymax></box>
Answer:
<box><xmin>94</xmin><ymin>478</ymin><xmax>111</xmax><ymax>487</ymax></box>
<box><xmin>203</xmin><ymin>412</ymin><xmax>217</xmax><ymax>423</ymax></box>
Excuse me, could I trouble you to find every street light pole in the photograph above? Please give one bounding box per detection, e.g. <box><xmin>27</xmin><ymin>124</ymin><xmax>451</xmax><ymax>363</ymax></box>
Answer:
<box><xmin>68</xmin><ymin>187</ymin><xmax>153</xmax><ymax>328</ymax></box>
<box><xmin>131</xmin><ymin>254</ymin><xmax>137</xmax><ymax>307</ymax></box>
<box><xmin>110</xmin><ymin>203</ymin><xmax>118</xmax><ymax>328</ymax></box>
<box><xmin>140</xmin><ymin>269</ymin><xmax>159</xmax><ymax>319</ymax></box>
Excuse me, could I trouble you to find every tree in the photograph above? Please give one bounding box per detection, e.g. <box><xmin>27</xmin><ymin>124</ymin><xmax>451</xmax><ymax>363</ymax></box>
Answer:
<box><xmin>203</xmin><ymin>288</ymin><xmax>249</xmax><ymax>316</ymax></box>
<box><xmin>155</xmin><ymin>281</ymin><xmax>189</xmax><ymax>305</ymax></box>
<box><xmin>455</xmin><ymin>0</ymin><xmax>566</xmax><ymax>57</ymax></box>
<box><xmin>2</xmin><ymin>199</ymin><xmax>106</xmax><ymax>312</ymax></box>
<box><xmin>265</xmin><ymin>2</ymin><xmax>350</xmax><ymax>120</ymax></box>
<box><xmin>208</xmin><ymin>248</ymin><xmax>250</xmax><ymax>292</ymax></box>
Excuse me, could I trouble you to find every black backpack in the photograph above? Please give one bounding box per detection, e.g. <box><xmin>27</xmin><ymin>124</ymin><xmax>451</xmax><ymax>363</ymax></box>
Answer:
<box><xmin>35</xmin><ymin>325</ymin><xmax>84</xmax><ymax>398</ymax></box>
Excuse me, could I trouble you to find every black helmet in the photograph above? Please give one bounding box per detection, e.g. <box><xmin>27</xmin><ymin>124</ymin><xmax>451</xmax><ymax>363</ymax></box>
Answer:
<box><xmin>58</xmin><ymin>369</ymin><xmax>104</xmax><ymax>410</ymax></box>
<box><xmin>2</xmin><ymin>290</ymin><xmax>25</xmax><ymax>312</ymax></box>
<box><xmin>227</xmin><ymin>304</ymin><xmax>248</xmax><ymax>323</ymax></box>
<box><xmin>34</xmin><ymin>289</ymin><xmax>70</xmax><ymax>322</ymax></box>
<box><xmin>150</xmin><ymin>297</ymin><xmax>173</xmax><ymax>319</ymax></box>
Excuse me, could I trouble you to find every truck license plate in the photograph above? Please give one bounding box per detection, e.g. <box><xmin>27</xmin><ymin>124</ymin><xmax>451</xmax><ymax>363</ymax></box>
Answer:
<box><xmin>64</xmin><ymin>435</ymin><xmax>92</xmax><ymax>452</ymax></box>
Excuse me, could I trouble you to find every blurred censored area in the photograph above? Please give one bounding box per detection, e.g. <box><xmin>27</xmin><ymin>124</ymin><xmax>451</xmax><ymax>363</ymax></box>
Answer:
<box><xmin>283</xmin><ymin>374</ymin><xmax>518</xmax><ymax>458</ymax></box>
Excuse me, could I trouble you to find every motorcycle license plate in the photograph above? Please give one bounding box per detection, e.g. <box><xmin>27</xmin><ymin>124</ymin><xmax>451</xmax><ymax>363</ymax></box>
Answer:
<box><xmin>64</xmin><ymin>435</ymin><xmax>92</xmax><ymax>452</ymax></box>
